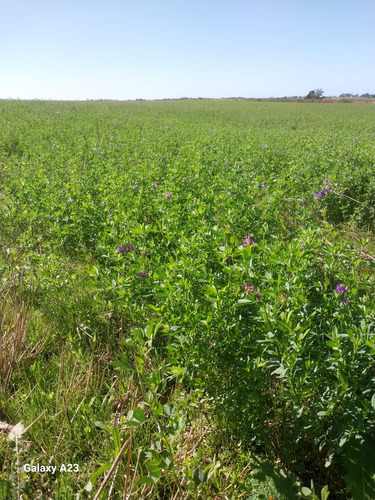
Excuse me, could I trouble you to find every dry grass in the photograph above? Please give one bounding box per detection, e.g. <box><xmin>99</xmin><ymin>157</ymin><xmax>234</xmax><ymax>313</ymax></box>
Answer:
<box><xmin>0</xmin><ymin>274</ymin><xmax>50</xmax><ymax>393</ymax></box>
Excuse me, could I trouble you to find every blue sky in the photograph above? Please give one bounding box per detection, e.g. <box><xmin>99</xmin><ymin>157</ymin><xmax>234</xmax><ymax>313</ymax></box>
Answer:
<box><xmin>0</xmin><ymin>0</ymin><xmax>374</xmax><ymax>100</ymax></box>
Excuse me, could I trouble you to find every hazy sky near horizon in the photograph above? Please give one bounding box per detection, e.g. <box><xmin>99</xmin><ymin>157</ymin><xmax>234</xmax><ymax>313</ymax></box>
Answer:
<box><xmin>0</xmin><ymin>0</ymin><xmax>374</xmax><ymax>100</ymax></box>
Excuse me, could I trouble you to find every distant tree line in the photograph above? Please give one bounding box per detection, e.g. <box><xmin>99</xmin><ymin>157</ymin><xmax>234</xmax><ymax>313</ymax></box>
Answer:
<box><xmin>339</xmin><ymin>92</ymin><xmax>375</xmax><ymax>98</ymax></box>
<box><xmin>304</xmin><ymin>89</ymin><xmax>375</xmax><ymax>100</ymax></box>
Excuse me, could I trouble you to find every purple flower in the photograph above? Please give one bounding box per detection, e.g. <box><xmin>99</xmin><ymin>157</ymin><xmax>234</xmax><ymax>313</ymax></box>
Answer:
<box><xmin>138</xmin><ymin>271</ymin><xmax>147</xmax><ymax>278</ymax></box>
<box><xmin>244</xmin><ymin>283</ymin><xmax>255</xmax><ymax>295</ymax></box>
<box><xmin>261</xmin><ymin>182</ymin><xmax>267</xmax><ymax>189</ymax></box>
<box><xmin>155</xmin><ymin>182</ymin><xmax>159</xmax><ymax>188</ymax></box>
<box><xmin>132</xmin><ymin>182</ymin><xmax>138</xmax><ymax>190</ymax></box>
<box><xmin>166</xmin><ymin>192</ymin><xmax>172</xmax><ymax>199</ymax></box>
<box><xmin>243</xmin><ymin>235</ymin><xmax>256</xmax><ymax>247</ymax></box>
<box><xmin>324</xmin><ymin>185</ymin><xmax>331</xmax><ymax>193</ymax></box>
<box><xmin>335</xmin><ymin>283</ymin><xmax>350</xmax><ymax>306</ymax></box>
<box><xmin>183</xmin><ymin>177</ymin><xmax>188</xmax><ymax>182</ymax></box>
<box><xmin>47</xmin><ymin>178</ymin><xmax>51</xmax><ymax>183</ymax></box>
<box><xmin>323</xmin><ymin>179</ymin><xmax>329</xmax><ymax>185</ymax></box>
<box><xmin>118</xmin><ymin>243</ymin><xmax>134</xmax><ymax>253</ymax></box>
<box><xmin>314</xmin><ymin>190</ymin><xmax>326</xmax><ymax>199</ymax></box>
<box><xmin>301</xmin><ymin>199</ymin><xmax>307</xmax><ymax>205</ymax></box>
<box><xmin>255</xmin><ymin>292</ymin><xmax>260</xmax><ymax>300</ymax></box>
<box><xmin>335</xmin><ymin>284</ymin><xmax>348</xmax><ymax>295</ymax></box>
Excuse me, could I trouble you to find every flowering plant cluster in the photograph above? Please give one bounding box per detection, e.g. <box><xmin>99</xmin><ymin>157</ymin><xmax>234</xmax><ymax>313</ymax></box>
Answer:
<box><xmin>118</xmin><ymin>243</ymin><xmax>134</xmax><ymax>253</ymax></box>
<box><xmin>242</xmin><ymin>235</ymin><xmax>256</xmax><ymax>247</ymax></box>
<box><xmin>244</xmin><ymin>283</ymin><xmax>260</xmax><ymax>300</ymax></box>
<box><xmin>335</xmin><ymin>283</ymin><xmax>349</xmax><ymax>304</ymax></box>
<box><xmin>314</xmin><ymin>180</ymin><xmax>331</xmax><ymax>199</ymax></box>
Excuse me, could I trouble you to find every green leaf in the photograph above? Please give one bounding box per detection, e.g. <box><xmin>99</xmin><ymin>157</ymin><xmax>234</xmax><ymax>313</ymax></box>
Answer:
<box><xmin>110</xmin><ymin>358</ymin><xmax>131</xmax><ymax>370</ymax></box>
<box><xmin>151</xmin><ymin>403</ymin><xmax>163</xmax><ymax>416</ymax></box>
<box><xmin>325</xmin><ymin>340</ymin><xmax>337</xmax><ymax>349</ymax></box>
<box><xmin>85</xmin><ymin>461</ymin><xmax>111</xmax><ymax>490</ymax></box>
<box><xmin>125</xmin><ymin>408</ymin><xmax>146</xmax><ymax>426</ymax></box>
<box><xmin>272</xmin><ymin>365</ymin><xmax>287</xmax><ymax>378</ymax></box>
<box><xmin>148</xmin><ymin>304</ymin><xmax>160</xmax><ymax>312</ymax></box>
<box><xmin>193</xmin><ymin>466</ymin><xmax>205</xmax><ymax>486</ymax></box>
<box><xmin>163</xmin><ymin>404</ymin><xmax>171</xmax><ymax>416</ymax></box>
<box><xmin>128</xmin><ymin>223</ymin><xmax>145</xmax><ymax>234</ymax></box>
<box><xmin>321</xmin><ymin>485</ymin><xmax>330</xmax><ymax>500</ymax></box>
<box><xmin>206</xmin><ymin>285</ymin><xmax>217</xmax><ymax>295</ymax></box>
<box><xmin>133</xmin><ymin>408</ymin><xmax>145</xmax><ymax>422</ymax></box>
<box><xmin>339</xmin><ymin>437</ymin><xmax>347</xmax><ymax>447</ymax></box>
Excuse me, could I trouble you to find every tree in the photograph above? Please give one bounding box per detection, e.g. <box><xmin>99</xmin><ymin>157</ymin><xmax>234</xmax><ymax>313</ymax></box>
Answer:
<box><xmin>305</xmin><ymin>89</ymin><xmax>324</xmax><ymax>100</ymax></box>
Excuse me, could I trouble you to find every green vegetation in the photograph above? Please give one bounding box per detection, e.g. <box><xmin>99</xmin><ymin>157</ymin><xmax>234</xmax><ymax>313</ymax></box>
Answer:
<box><xmin>305</xmin><ymin>89</ymin><xmax>324</xmax><ymax>100</ymax></box>
<box><xmin>0</xmin><ymin>99</ymin><xmax>374</xmax><ymax>499</ymax></box>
